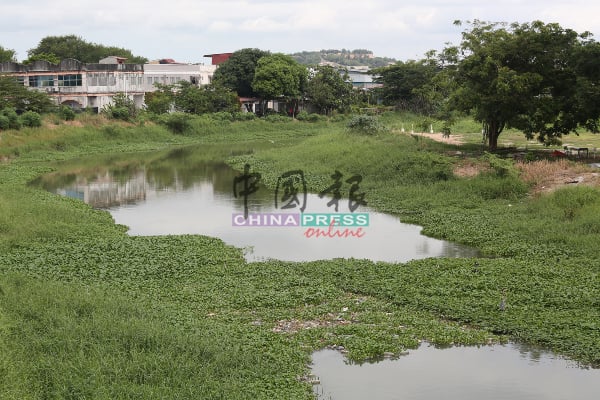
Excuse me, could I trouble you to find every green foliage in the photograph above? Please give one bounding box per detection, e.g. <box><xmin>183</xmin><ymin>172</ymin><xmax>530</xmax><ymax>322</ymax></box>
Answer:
<box><xmin>1</xmin><ymin>111</ymin><xmax>600</xmax><ymax>399</ymax></box>
<box><xmin>160</xmin><ymin>112</ymin><xmax>192</xmax><ymax>135</ymax></box>
<box><xmin>58</xmin><ymin>105</ymin><xmax>76</xmax><ymax>121</ymax></box>
<box><xmin>373</xmin><ymin>59</ymin><xmax>442</xmax><ymax>114</ymax></box>
<box><xmin>212</xmin><ymin>48</ymin><xmax>270</xmax><ymax>97</ymax></box>
<box><xmin>346</xmin><ymin>114</ymin><xmax>384</xmax><ymax>134</ymax></box>
<box><xmin>252</xmin><ymin>53</ymin><xmax>307</xmax><ymax>103</ymax></box>
<box><xmin>1</xmin><ymin>108</ymin><xmax>21</xmax><ymax>130</ymax></box>
<box><xmin>0</xmin><ymin>75</ymin><xmax>54</xmax><ymax>114</ymax></box>
<box><xmin>23</xmin><ymin>52</ymin><xmax>60</xmax><ymax>64</ymax></box>
<box><xmin>481</xmin><ymin>152</ymin><xmax>519</xmax><ymax>178</ymax></box>
<box><xmin>0</xmin><ymin>45</ymin><xmax>16</xmax><ymax>62</ymax></box>
<box><xmin>448</xmin><ymin>20</ymin><xmax>600</xmax><ymax>149</ymax></box>
<box><xmin>19</xmin><ymin>111</ymin><xmax>42</xmax><ymax>127</ymax></box>
<box><xmin>0</xmin><ymin>114</ymin><xmax>8</xmax><ymax>130</ymax></box>
<box><xmin>27</xmin><ymin>34</ymin><xmax>147</xmax><ymax>63</ymax></box>
<box><xmin>144</xmin><ymin>84</ymin><xmax>174</xmax><ymax>114</ymax></box>
<box><xmin>305</xmin><ymin>65</ymin><xmax>354</xmax><ymax>115</ymax></box>
<box><xmin>174</xmin><ymin>82</ymin><xmax>239</xmax><ymax>115</ymax></box>
<box><xmin>296</xmin><ymin>111</ymin><xmax>326</xmax><ymax>122</ymax></box>
<box><xmin>102</xmin><ymin>93</ymin><xmax>137</xmax><ymax>121</ymax></box>
<box><xmin>264</xmin><ymin>114</ymin><xmax>292</xmax><ymax>123</ymax></box>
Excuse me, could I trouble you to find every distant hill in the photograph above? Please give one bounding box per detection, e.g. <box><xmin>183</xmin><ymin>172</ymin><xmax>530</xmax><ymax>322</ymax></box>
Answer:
<box><xmin>290</xmin><ymin>49</ymin><xmax>396</xmax><ymax>68</ymax></box>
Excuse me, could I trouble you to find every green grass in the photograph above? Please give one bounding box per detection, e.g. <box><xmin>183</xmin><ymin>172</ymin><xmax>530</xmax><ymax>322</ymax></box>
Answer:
<box><xmin>1</xmin><ymin>112</ymin><xmax>599</xmax><ymax>399</ymax></box>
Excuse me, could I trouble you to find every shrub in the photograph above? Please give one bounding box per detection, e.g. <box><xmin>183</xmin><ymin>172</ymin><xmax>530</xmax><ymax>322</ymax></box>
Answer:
<box><xmin>264</xmin><ymin>114</ymin><xmax>291</xmax><ymax>123</ymax></box>
<box><xmin>59</xmin><ymin>105</ymin><xmax>76</xmax><ymax>121</ymax></box>
<box><xmin>209</xmin><ymin>112</ymin><xmax>234</xmax><ymax>122</ymax></box>
<box><xmin>0</xmin><ymin>115</ymin><xmax>9</xmax><ymax>130</ymax></box>
<box><xmin>20</xmin><ymin>111</ymin><xmax>42</xmax><ymax>128</ymax></box>
<box><xmin>162</xmin><ymin>113</ymin><xmax>192</xmax><ymax>135</ymax></box>
<box><xmin>232</xmin><ymin>112</ymin><xmax>256</xmax><ymax>121</ymax></box>
<box><xmin>1</xmin><ymin>108</ymin><xmax>21</xmax><ymax>130</ymax></box>
<box><xmin>102</xmin><ymin>93</ymin><xmax>137</xmax><ymax>121</ymax></box>
<box><xmin>347</xmin><ymin>114</ymin><xmax>384</xmax><ymax>134</ymax></box>
<box><xmin>296</xmin><ymin>111</ymin><xmax>325</xmax><ymax>122</ymax></box>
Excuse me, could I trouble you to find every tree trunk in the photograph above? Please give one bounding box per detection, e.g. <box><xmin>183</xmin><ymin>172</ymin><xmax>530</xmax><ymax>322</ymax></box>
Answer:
<box><xmin>485</xmin><ymin>119</ymin><xmax>503</xmax><ymax>151</ymax></box>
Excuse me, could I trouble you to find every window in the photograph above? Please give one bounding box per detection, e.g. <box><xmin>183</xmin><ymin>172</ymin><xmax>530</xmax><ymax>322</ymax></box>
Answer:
<box><xmin>29</xmin><ymin>75</ymin><xmax>54</xmax><ymax>87</ymax></box>
<box><xmin>58</xmin><ymin>74</ymin><xmax>82</xmax><ymax>87</ymax></box>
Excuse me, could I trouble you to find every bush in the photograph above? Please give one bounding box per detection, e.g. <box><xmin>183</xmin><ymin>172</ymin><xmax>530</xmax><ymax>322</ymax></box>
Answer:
<box><xmin>59</xmin><ymin>105</ymin><xmax>76</xmax><ymax>121</ymax></box>
<box><xmin>162</xmin><ymin>113</ymin><xmax>192</xmax><ymax>135</ymax></box>
<box><xmin>1</xmin><ymin>108</ymin><xmax>21</xmax><ymax>130</ymax></box>
<box><xmin>20</xmin><ymin>111</ymin><xmax>42</xmax><ymax>127</ymax></box>
<box><xmin>0</xmin><ymin>115</ymin><xmax>9</xmax><ymax>130</ymax></box>
<box><xmin>296</xmin><ymin>111</ymin><xmax>325</xmax><ymax>122</ymax></box>
<box><xmin>102</xmin><ymin>93</ymin><xmax>137</xmax><ymax>121</ymax></box>
<box><xmin>347</xmin><ymin>114</ymin><xmax>384</xmax><ymax>134</ymax></box>
<box><xmin>209</xmin><ymin>111</ymin><xmax>234</xmax><ymax>122</ymax></box>
<box><xmin>232</xmin><ymin>112</ymin><xmax>257</xmax><ymax>121</ymax></box>
<box><xmin>264</xmin><ymin>114</ymin><xmax>292</xmax><ymax>123</ymax></box>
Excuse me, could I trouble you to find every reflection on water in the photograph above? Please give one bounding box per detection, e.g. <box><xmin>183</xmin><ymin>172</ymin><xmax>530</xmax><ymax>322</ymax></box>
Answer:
<box><xmin>33</xmin><ymin>146</ymin><xmax>478</xmax><ymax>262</ymax></box>
<box><xmin>311</xmin><ymin>344</ymin><xmax>600</xmax><ymax>400</ymax></box>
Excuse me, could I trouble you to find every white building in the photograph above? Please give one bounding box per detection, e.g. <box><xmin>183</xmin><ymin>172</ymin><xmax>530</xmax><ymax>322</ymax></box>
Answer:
<box><xmin>0</xmin><ymin>57</ymin><xmax>216</xmax><ymax>112</ymax></box>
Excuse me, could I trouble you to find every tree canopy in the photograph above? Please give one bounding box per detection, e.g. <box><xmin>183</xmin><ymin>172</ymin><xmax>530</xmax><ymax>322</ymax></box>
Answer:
<box><xmin>27</xmin><ymin>35</ymin><xmax>147</xmax><ymax>64</ymax></box>
<box><xmin>212</xmin><ymin>48</ymin><xmax>270</xmax><ymax>98</ymax></box>
<box><xmin>145</xmin><ymin>81</ymin><xmax>239</xmax><ymax>115</ymax></box>
<box><xmin>373</xmin><ymin>59</ymin><xmax>441</xmax><ymax>114</ymax></box>
<box><xmin>446</xmin><ymin>20</ymin><xmax>600</xmax><ymax>149</ymax></box>
<box><xmin>252</xmin><ymin>53</ymin><xmax>307</xmax><ymax>102</ymax></box>
<box><xmin>305</xmin><ymin>65</ymin><xmax>354</xmax><ymax>115</ymax></box>
<box><xmin>0</xmin><ymin>46</ymin><xmax>16</xmax><ymax>63</ymax></box>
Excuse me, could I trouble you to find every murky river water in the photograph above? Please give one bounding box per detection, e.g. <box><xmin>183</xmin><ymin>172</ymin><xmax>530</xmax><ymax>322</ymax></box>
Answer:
<box><xmin>33</xmin><ymin>146</ymin><xmax>477</xmax><ymax>262</ymax></box>
<box><xmin>311</xmin><ymin>343</ymin><xmax>599</xmax><ymax>400</ymax></box>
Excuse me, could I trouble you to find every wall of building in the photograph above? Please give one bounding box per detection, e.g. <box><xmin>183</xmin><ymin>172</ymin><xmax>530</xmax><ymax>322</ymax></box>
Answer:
<box><xmin>0</xmin><ymin>58</ymin><xmax>216</xmax><ymax>112</ymax></box>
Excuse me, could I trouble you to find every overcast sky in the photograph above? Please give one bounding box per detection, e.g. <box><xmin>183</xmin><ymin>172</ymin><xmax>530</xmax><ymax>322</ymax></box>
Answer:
<box><xmin>2</xmin><ymin>0</ymin><xmax>600</xmax><ymax>64</ymax></box>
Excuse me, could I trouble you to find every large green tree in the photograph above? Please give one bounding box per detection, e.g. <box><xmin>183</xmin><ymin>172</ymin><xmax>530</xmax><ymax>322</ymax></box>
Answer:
<box><xmin>373</xmin><ymin>59</ymin><xmax>441</xmax><ymax>114</ymax></box>
<box><xmin>448</xmin><ymin>20</ymin><xmax>600</xmax><ymax>150</ymax></box>
<box><xmin>0</xmin><ymin>46</ymin><xmax>16</xmax><ymax>62</ymax></box>
<box><xmin>252</xmin><ymin>53</ymin><xmax>307</xmax><ymax>115</ymax></box>
<box><xmin>212</xmin><ymin>48</ymin><xmax>270</xmax><ymax>98</ymax></box>
<box><xmin>305</xmin><ymin>65</ymin><xmax>353</xmax><ymax>115</ymax></box>
<box><xmin>28</xmin><ymin>35</ymin><xmax>147</xmax><ymax>64</ymax></box>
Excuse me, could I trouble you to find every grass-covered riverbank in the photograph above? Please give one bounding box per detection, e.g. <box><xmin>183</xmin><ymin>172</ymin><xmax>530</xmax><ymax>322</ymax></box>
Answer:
<box><xmin>1</xmin><ymin>113</ymin><xmax>599</xmax><ymax>399</ymax></box>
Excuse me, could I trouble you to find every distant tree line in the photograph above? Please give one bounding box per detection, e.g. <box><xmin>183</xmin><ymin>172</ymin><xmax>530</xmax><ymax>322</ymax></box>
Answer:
<box><xmin>372</xmin><ymin>20</ymin><xmax>600</xmax><ymax>149</ymax></box>
<box><xmin>4</xmin><ymin>22</ymin><xmax>600</xmax><ymax>150</ymax></box>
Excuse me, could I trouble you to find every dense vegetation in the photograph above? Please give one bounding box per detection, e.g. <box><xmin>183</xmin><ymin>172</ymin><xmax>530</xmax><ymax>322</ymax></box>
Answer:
<box><xmin>0</xmin><ymin>113</ymin><xmax>599</xmax><ymax>399</ymax></box>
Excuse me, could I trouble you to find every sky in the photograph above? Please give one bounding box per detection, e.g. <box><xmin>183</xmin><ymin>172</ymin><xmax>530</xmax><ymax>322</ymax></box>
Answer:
<box><xmin>2</xmin><ymin>0</ymin><xmax>600</xmax><ymax>64</ymax></box>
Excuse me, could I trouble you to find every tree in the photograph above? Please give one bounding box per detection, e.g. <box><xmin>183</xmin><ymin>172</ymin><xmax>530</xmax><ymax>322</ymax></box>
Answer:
<box><xmin>212</xmin><ymin>48</ymin><xmax>270</xmax><ymax>98</ymax></box>
<box><xmin>0</xmin><ymin>45</ymin><xmax>16</xmax><ymax>62</ymax></box>
<box><xmin>305</xmin><ymin>65</ymin><xmax>353</xmax><ymax>114</ymax></box>
<box><xmin>447</xmin><ymin>20</ymin><xmax>600</xmax><ymax>150</ymax></box>
<box><xmin>0</xmin><ymin>75</ymin><xmax>54</xmax><ymax>113</ymax></box>
<box><xmin>373</xmin><ymin>60</ymin><xmax>440</xmax><ymax>114</ymax></box>
<box><xmin>28</xmin><ymin>35</ymin><xmax>147</xmax><ymax>64</ymax></box>
<box><xmin>23</xmin><ymin>52</ymin><xmax>61</xmax><ymax>65</ymax></box>
<box><xmin>173</xmin><ymin>81</ymin><xmax>239</xmax><ymax>114</ymax></box>
<box><xmin>144</xmin><ymin>84</ymin><xmax>175</xmax><ymax>114</ymax></box>
<box><xmin>252</xmin><ymin>53</ymin><xmax>307</xmax><ymax>116</ymax></box>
